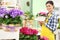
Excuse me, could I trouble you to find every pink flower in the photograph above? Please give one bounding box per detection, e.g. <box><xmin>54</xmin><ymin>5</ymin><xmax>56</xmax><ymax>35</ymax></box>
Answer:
<box><xmin>20</xmin><ymin>27</ymin><xmax>38</xmax><ymax>35</ymax></box>
<box><xmin>32</xmin><ymin>29</ymin><xmax>38</xmax><ymax>34</ymax></box>
<box><xmin>26</xmin><ymin>28</ymin><xmax>33</xmax><ymax>35</ymax></box>
<box><xmin>41</xmin><ymin>36</ymin><xmax>49</xmax><ymax>40</ymax></box>
<box><xmin>20</xmin><ymin>27</ymin><xmax>29</xmax><ymax>34</ymax></box>
<box><xmin>39</xmin><ymin>12</ymin><xmax>47</xmax><ymax>16</ymax></box>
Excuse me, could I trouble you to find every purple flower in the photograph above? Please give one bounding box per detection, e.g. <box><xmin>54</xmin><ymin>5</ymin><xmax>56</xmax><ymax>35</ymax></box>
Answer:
<box><xmin>9</xmin><ymin>9</ymin><xmax>24</xmax><ymax>18</ymax></box>
<box><xmin>18</xmin><ymin>10</ymin><xmax>24</xmax><ymax>16</ymax></box>
<box><xmin>0</xmin><ymin>8</ymin><xmax>7</xmax><ymax>17</ymax></box>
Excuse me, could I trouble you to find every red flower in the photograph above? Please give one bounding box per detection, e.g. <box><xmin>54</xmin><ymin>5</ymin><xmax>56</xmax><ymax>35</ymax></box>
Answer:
<box><xmin>20</xmin><ymin>27</ymin><xmax>38</xmax><ymax>35</ymax></box>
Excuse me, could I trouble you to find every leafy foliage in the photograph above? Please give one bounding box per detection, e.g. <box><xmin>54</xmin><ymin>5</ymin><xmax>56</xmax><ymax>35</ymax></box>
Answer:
<box><xmin>19</xmin><ymin>33</ymin><xmax>38</xmax><ymax>40</ymax></box>
<box><xmin>25</xmin><ymin>11</ymin><xmax>34</xmax><ymax>20</ymax></box>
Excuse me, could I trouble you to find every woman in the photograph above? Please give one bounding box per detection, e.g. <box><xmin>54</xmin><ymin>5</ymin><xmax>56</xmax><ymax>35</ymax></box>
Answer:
<box><xmin>40</xmin><ymin>1</ymin><xmax>58</xmax><ymax>40</ymax></box>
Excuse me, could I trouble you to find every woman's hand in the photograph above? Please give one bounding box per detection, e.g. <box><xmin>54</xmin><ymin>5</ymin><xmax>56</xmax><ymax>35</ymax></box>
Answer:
<box><xmin>39</xmin><ymin>21</ymin><xmax>45</xmax><ymax>26</ymax></box>
<box><xmin>38</xmin><ymin>17</ymin><xmax>47</xmax><ymax>26</ymax></box>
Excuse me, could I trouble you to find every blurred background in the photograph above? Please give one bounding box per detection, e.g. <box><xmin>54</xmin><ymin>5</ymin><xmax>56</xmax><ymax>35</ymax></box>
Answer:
<box><xmin>0</xmin><ymin>0</ymin><xmax>60</xmax><ymax>15</ymax></box>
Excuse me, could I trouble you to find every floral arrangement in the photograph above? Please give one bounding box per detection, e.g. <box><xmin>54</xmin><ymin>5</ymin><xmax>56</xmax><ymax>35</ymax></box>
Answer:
<box><xmin>0</xmin><ymin>7</ymin><xmax>24</xmax><ymax>26</ymax></box>
<box><xmin>36</xmin><ymin>12</ymin><xmax>47</xmax><ymax>17</ymax></box>
<box><xmin>19</xmin><ymin>27</ymin><xmax>38</xmax><ymax>40</ymax></box>
<box><xmin>35</xmin><ymin>12</ymin><xmax>46</xmax><ymax>21</ymax></box>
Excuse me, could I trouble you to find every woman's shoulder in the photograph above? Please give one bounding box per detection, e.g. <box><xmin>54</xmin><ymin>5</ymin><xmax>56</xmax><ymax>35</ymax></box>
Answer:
<box><xmin>52</xmin><ymin>10</ymin><xmax>59</xmax><ymax>16</ymax></box>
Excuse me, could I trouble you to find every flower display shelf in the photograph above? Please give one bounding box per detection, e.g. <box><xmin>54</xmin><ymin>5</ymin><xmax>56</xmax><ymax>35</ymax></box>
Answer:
<box><xmin>0</xmin><ymin>27</ymin><xmax>20</xmax><ymax>40</ymax></box>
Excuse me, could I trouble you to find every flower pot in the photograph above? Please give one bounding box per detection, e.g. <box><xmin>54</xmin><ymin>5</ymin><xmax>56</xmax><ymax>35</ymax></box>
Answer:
<box><xmin>15</xmin><ymin>24</ymin><xmax>20</xmax><ymax>27</ymax></box>
<box><xmin>35</xmin><ymin>16</ymin><xmax>46</xmax><ymax>21</ymax></box>
<box><xmin>3</xmin><ymin>24</ymin><xmax>18</xmax><ymax>32</ymax></box>
<box><xmin>29</xmin><ymin>20</ymin><xmax>33</xmax><ymax>25</ymax></box>
<box><xmin>26</xmin><ymin>19</ymin><xmax>34</xmax><ymax>28</ymax></box>
<box><xmin>23</xmin><ymin>19</ymin><xmax>27</xmax><ymax>27</ymax></box>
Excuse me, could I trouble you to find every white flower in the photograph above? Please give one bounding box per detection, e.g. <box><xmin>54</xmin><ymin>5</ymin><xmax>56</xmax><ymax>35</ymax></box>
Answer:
<box><xmin>5</xmin><ymin>15</ymin><xmax>8</xmax><ymax>18</ymax></box>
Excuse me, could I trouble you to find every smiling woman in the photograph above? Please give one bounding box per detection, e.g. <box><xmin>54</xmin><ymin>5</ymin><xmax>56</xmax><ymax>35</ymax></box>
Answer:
<box><xmin>40</xmin><ymin>1</ymin><xmax>58</xmax><ymax>40</ymax></box>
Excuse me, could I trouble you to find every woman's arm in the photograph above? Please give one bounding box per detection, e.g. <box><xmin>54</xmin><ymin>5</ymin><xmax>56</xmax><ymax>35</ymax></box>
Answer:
<box><xmin>39</xmin><ymin>14</ymin><xmax>47</xmax><ymax>26</ymax></box>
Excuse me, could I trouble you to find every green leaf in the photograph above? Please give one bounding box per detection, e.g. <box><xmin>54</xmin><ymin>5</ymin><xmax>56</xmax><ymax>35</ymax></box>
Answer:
<box><xmin>24</xmin><ymin>35</ymin><xmax>30</xmax><ymax>38</ymax></box>
<box><xmin>30</xmin><ymin>35</ymin><xmax>38</xmax><ymax>40</ymax></box>
<box><xmin>0</xmin><ymin>18</ymin><xmax>3</xmax><ymax>24</ymax></box>
<box><xmin>3</xmin><ymin>18</ymin><xmax>12</xmax><ymax>25</ymax></box>
<box><xmin>20</xmin><ymin>33</ymin><xmax>25</xmax><ymax>38</ymax></box>
<box><xmin>19</xmin><ymin>33</ymin><xmax>38</xmax><ymax>40</ymax></box>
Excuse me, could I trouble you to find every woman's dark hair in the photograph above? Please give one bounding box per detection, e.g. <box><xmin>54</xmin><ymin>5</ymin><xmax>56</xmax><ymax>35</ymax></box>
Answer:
<box><xmin>46</xmin><ymin>1</ymin><xmax>54</xmax><ymax>6</ymax></box>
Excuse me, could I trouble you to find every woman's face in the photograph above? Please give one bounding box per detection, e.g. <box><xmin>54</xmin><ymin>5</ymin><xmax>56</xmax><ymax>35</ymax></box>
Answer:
<box><xmin>46</xmin><ymin>3</ymin><xmax>54</xmax><ymax>12</ymax></box>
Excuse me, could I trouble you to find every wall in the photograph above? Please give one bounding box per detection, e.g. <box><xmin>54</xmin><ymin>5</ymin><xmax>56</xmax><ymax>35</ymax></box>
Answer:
<box><xmin>18</xmin><ymin>0</ymin><xmax>48</xmax><ymax>14</ymax></box>
<box><xmin>52</xmin><ymin>0</ymin><xmax>60</xmax><ymax>7</ymax></box>
<box><xmin>52</xmin><ymin>0</ymin><xmax>60</xmax><ymax>17</ymax></box>
<box><xmin>32</xmin><ymin>0</ymin><xmax>48</xmax><ymax>16</ymax></box>
<box><xmin>19</xmin><ymin>0</ymin><xmax>31</xmax><ymax>12</ymax></box>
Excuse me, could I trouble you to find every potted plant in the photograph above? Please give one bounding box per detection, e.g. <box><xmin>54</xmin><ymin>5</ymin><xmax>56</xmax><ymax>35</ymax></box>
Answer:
<box><xmin>36</xmin><ymin>12</ymin><xmax>46</xmax><ymax>17</ymax></box>
<box><xmin>35</xmin><ymin>12</ymin><xmax>46</xmax><ymax>22</ymax></box>
<box><xmin>23</xmin><ymin>11</ymin><xmax>34</xmax><ymax>27</ymax></box>
<box><xmin>0</xmin><ymin>7</ymin><xmax>24</xmax><ymax>31</ymax></box>
<box><xmin>19</xmin><ymin>27</ymin><xmax>38</xmax><ymax>40</ymax></box>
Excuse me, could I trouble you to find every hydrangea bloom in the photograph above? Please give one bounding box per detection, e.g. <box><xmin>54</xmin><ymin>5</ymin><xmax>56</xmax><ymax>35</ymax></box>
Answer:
<box><xmin>9</xmin><ymin>9</ymin><xmax>24</xmax><ymax>18</ymax></box>
<box><xmin>0</xmin><ymin>7</ymin><xmax>7</xmax><ymax>17</ymax></box>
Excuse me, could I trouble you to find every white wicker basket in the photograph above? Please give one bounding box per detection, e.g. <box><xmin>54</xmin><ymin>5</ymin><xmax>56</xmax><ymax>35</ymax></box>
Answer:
<box><xmin>35</xmin><ymin>16</ymin><xmax>46</xmax><ymax>21</ymax></box>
